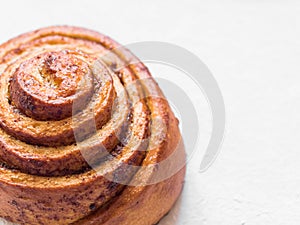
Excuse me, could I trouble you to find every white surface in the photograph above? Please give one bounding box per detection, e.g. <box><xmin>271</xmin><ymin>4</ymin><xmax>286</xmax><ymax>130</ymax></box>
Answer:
<box><xmin>1</xmin><ymin>0</ymin><xmax>300</xmax><ymax>224</ymax></box>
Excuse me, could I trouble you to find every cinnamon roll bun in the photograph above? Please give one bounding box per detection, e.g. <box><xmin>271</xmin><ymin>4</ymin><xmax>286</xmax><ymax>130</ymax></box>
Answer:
<box><xmin>0</xmin><ymin>26</ymin><xmax>186</xmax><ymax>225</ymax></box>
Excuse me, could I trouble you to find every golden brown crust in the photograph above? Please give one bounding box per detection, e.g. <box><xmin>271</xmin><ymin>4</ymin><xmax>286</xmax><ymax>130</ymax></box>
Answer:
<box><xmin>0</xmin><ymin>26</ymin><xmax>186</xmax><ymax>225</ymax></box>
<box><xmin>9</xmin><ymin>51</ymin><xmax>94</xmax><ymax>121</ymax></box>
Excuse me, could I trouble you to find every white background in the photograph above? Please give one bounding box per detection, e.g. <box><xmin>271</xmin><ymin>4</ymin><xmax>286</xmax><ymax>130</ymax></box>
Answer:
<box><xmin>1</xmin><ymin>1</ymin><xmax>300</xmax><ymax>224</ymax></box>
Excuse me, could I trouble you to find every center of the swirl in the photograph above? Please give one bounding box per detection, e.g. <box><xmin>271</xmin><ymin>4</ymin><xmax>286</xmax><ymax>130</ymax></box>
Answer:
<box><xmin>9</xmin><ymin>51</ymin><xmax>94</xmax><ymax>121</ymax></box>
<box><xmin>39</xmin><ymin>53</ymin><xmax>86</xmax><ymax>98</ymax></box>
